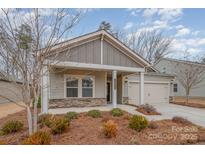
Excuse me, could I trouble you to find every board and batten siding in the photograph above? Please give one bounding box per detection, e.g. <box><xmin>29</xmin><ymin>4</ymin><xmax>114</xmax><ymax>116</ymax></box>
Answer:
<box><xmin>54</xmin><ymin>39</ymin><xmax>101</xmax><ymax>64</ymax></box>
<box><xmin>52</xmin><ymin>38</ymin><xmax>141</xmax><ymax>68</ymax></box>
<box><xmin>49</xmin><ymin>69</ymin><xmax>106</xmax><ymax>99</ymax></box>
<box><xmin>103</xmin><ymin>40</ymin><xmax>140</xmax><ymax>67</ymax></box>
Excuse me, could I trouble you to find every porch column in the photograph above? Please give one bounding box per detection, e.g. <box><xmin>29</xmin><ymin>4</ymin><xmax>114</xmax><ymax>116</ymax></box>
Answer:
<box><xmin>41</xmin><ymin>65</ymin><xmax>49</xmax><ymax>113</ymax></box>
<box><xmin>139</xmin><ymin>72</ymin><xmax>144</xmax><ymax>105</ymax></box>
<box><xmin>112</xmin><ymin>70</ymin><xmax>117</xmax><ymax>108</ymax></box>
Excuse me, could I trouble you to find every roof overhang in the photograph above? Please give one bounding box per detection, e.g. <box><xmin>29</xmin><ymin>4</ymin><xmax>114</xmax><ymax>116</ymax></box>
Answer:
<box><xmin>48</xmin><ymin>61</ymin><xmax>145</xmax><ymax>73</ymax></box>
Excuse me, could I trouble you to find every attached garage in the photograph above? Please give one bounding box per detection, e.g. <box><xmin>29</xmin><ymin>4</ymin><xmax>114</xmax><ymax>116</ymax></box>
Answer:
<box><xmin>124</xmin><ymin>73</ymin><xmax>174</xmax><ymax>106</ymax></box>
<box><xmin>144</xmin><ymin>83</ymin><xmax>169</xmax><ymax>103</ymax></box>
<box><xmin>128</xmin><ymin>82</ymin><xmax>169</xmax><ymax>105</ymax></box>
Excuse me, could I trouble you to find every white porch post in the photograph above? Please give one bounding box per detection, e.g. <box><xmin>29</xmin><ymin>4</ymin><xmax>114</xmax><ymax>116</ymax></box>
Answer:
<box><xmin>112</xmin><ymin>70</ymin><xmax>117</xmax><ymax>108</ymax></box>
<box><xmin>139</xmin><ymin>72</ymin><xmax>144</xmax><ymax>105</ymax></box>
<box><xmin>41</xmin><ymin>65</ymin><xmax>49</xmax><ymax>113</ymax></box>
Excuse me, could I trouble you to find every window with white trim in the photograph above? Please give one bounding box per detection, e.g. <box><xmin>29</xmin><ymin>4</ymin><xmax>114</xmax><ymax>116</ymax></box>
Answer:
<box><xmin>82</xmin><ymin>77</ymin><xmax>93</xmax><ymax>97</ymax></box>
<box><xmin>65</xmin><ymin>75</ymin><xmax>94</xmax><ymax>98</ymax></box>
<box><xmin>66</xmin><ymin>77</ymin><xmax>78</xmax><ymax>97</ymax></box>
<box><xmin>173</xmin><ymin>83</ymin><xmax>178</xmax><ymax>92</ymax></box>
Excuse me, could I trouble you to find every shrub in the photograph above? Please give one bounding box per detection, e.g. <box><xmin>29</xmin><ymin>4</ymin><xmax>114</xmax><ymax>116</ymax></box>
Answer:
<box><xmin>172</xmin><ymin>116</ymin><xmax>192</xmax><ymax>125</ymax></box>
<box><xmin>51</xmin><ymin>117</ymin><xmax>69</xmax><ymax>134</ymax></box>
<box><xmin>0</xmin><ymin>130</ymin><xmax>3</xmax><ymax>136</ymax></box>
<box><xmin>87</xmin><ymin>110</ymin><xmax>102</xmax><ymax>118</ymax></box>
<box><xmin>129</xmin><ymin>115</ymin><xmax>148</xmax><ymax>131</ymax></box>
<box><xmin>138</xmin><ymin>104</ymin><xmax>157</xmax><ymax>114</ymax></box>
<box><xmin>102</xmin><ymin>120</ymin><xmax>118</xmax><ymax>138</ymax></box>
<box><xmin>22</xmin><ymin>131</ymin><xmax>51</xmax><ymax>145</ymax></box>
<box><xmin>1</xmin><ymin>121</ymin><xmax>23</xmax><ymax>135</ymax></box>
<box><xmin>111</xmin><ymin>108</ymin><xmax>124</xmax><ymax>117</ymax></box>
<box><xmin>148</xmin><ymin>121</ymin><xmax>158</xmax><ymax>129</ymax></box>
<box><xmin>38</xmin><ymin>114</ymin><xmax>54</xmax><ymax>128</ymax></box>
<box><xmin>65</xmin><ymin>112</ymin><xmax>78</xmax><ymax>120</ymax></box>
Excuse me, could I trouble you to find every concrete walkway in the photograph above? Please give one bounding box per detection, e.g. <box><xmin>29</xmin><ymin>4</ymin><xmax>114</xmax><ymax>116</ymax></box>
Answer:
<box><xmin>49</xmin><ymin>105</ymin><xmax>114</xmax><ymax>114</ymax></box>
<box><xmin>49</xmin><ymin>103</ymin><xmax>205</xmax><ymax>127</ymax></box>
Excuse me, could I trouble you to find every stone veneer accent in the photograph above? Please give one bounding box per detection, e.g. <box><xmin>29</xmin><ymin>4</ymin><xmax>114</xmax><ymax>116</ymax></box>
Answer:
<box><xmin>122</xmin><ymin>97</ymin><xmax>129</xmax><ymax>104</ymax></box>
<box><xmin>49</xmin><ymin>98</ymin><xmax>107</xmax><ymax>108</ymax></box>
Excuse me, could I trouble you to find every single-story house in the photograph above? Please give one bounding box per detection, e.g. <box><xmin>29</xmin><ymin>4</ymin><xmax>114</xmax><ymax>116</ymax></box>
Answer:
<box><xmin>0</xmin><ymin>70</ymin><xmax>23</xmax><ymax>104</ymax></box>
<box><xmin>41</xmin><ymin>30</ymin><xmax>174</xmax><ymax>113</ymax></box>
<box><xmin>155</xmin><ymin>58</ymin><xmax>205</xmax><ymax>99</ymax></box>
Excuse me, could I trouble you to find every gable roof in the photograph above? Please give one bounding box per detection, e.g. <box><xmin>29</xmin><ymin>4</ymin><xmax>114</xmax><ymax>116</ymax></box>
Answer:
<box><xmin>49</xmin><ymin>30</ymin><xmax>155</xmax><ymax>70</ymax></box>
<box><xmin>157</xmin><ymin>57</ymin><xmax>205</xmax><ymax>67</ymax></box>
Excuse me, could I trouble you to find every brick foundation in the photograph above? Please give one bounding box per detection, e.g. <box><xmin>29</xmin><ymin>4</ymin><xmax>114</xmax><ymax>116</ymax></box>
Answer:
<box><xmin>49</xmin><ymin>98</ymin><xmax>107</xmax><ymax>108</ymax></box>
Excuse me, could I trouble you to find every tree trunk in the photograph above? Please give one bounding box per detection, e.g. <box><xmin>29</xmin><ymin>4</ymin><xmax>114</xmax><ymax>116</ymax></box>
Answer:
<box><xmin>33</xmin><ymin>97</ymin><xmax>38</xmax><ymax>133</ymax></box>
<box><xmin>185</xmin><ymin>89</ymin><xmax>190</xmax><ymax>104</ymax></box>
<box><xmin>26</xmin><ymin>105</ymin><xmax>33</xmax><ymax>135</ymax></box>
<box><xmin>33</xmin><ymin>88</ymin><xmax>39</xmax><ymax>133</ymax></box>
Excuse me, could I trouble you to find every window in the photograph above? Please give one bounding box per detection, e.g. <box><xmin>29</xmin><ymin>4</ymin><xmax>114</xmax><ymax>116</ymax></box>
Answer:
<box><xmin>82</xmin><ymin>77</ymin><xmax>93</xmax><ymax>97</ymax></box>
<box><xmin>162</xmin><ymin>67</ymin><xmax>166</xmax><ymax>73</ymax></box>
<box><xmin>173</xmin><ymin>83</ymin><xmax>178</xmax><ymax>92</ymax></box>
<box><xmin>66</xmin><ymin>77</ymin><xmax>78</xmax><ymax>97</ymax></box>
<box><xmin>65</xmin><ymin>75</ymin><xmax>94</xmax><ymax>98</ymax></box>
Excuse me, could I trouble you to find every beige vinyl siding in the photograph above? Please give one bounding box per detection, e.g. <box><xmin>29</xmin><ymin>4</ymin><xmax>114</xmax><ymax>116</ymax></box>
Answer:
<box><xmin>54</xmin><ymin>39</ymin><xmax>101</xmax><ymax>64</ymax></box>
<box><xmin>155</xmin><ymin>59</ymin><xmax>205</xmax><ymax>97</ymax></box>
<box><xmin>49</xmin><ymin>69</ymin><xmax>106</xmax><ymax>99</ymax></box>
<box><xmin>0</xmin><ymin>81</ymin><xmax>23</xmax><ymax>104</ymax></box>
<box><xmin>103</xmin><ymin>40</ymin><xmax>140</xmax><ymax>67</ymax></box>
<box><xmin>49</xmin><ymin>72</ymin><xmax>64</xmax><ymax>99</ymax></box>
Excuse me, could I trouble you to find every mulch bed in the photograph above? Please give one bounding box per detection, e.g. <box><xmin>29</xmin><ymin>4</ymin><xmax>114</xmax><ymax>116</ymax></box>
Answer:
<box><xmin>136</xmin><ymin>108</ymin><xmax>161</xmax><ymax>115</ymax></box>
<box><xmin>0</xmin><ymin>110</ymin><xmax>205</xmax><ymax>145</ymax></box>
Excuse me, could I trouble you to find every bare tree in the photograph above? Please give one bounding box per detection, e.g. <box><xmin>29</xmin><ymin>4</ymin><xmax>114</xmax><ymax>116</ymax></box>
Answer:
<box><xmin>127</xmin><ymin>30</ymin><xmax>173</xmax><ymax>64</ymax></box>
<box><xmin>0</xmin><ymin>8</ymin><xmax>82</xmax><ymax>135</ymax></box>
<box><xmin>171</xmin><ymin>58</ymin><xmax>205</xmax><ymax>103</ymax></box>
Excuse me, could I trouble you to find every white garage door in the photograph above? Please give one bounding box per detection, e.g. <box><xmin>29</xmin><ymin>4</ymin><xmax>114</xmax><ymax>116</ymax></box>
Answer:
<box><xmin>128</xmin><ymin>82</ymin><xmax>169</xmax><ymax>105</ymax></box>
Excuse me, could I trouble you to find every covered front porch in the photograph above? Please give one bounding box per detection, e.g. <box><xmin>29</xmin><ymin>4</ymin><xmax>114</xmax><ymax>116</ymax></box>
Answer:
<box><xmin>41</xmin><ymin>61</ymin><xmax>145</xmax><ymax>113</ymax></box>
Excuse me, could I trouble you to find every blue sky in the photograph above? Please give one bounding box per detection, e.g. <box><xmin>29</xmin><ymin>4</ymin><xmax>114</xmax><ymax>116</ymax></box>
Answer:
<box><xmin>70</xmin><ymin>9</ymin><xmax>205</xmax><ymax>59</ymax></box>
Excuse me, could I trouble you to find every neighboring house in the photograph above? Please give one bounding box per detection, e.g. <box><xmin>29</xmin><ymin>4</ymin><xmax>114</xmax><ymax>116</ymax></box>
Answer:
<box><xmin>155</xmin><ymin>58</ymin><xmax>205</xmax><ymax>98</ymax></box>
<box><xmin>0</xmin><ymin>70</ymin><xmax>23</xmax><ymax>104</ymax></box>
<box><xmin>41</xmin><ymin>30</ymin><xmax>174</xmax><ymax>113</ymax></box>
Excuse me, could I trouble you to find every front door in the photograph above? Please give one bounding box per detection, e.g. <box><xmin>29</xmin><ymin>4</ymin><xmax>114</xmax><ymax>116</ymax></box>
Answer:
<box><xmin>107</xmin><ymin>82</ymin><xmax>111</xmax><ymax>103</ymax></box>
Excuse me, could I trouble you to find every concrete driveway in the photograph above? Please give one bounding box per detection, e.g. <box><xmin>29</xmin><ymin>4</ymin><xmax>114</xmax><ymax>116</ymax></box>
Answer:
<box><xmin>118</xmin><ymin>103</ymin><xmax>205</xmax><ymax>127</ymax></box>
<box><xmin>152</xmin><ymin>103</ymin><xmax>205</xmax><ymax>127</ymax></box>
